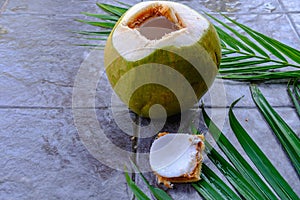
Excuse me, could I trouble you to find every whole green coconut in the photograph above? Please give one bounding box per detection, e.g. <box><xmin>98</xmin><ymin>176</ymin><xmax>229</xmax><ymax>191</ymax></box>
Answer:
<box><xmin>104</xmin><ymin>1</ymin><xmax>221</xmax><ymax>118</ymax></box>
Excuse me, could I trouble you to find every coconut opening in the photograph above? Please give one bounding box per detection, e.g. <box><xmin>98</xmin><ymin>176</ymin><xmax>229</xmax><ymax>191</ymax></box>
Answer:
<box><xmin>127</xmin><ymin>4</ymin><xmax>185</xmax><ymax>40</ymax></box>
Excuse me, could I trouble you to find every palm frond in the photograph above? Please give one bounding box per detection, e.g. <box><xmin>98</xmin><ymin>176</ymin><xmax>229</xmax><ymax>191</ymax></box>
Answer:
<box><xmin>219</xmin><ymin>70</ymin><xmax>300</xmax><ymax>81</ymax></box>
<box><xmin>223</xmin><ymin>14</ymin><xmax>300</xmax><ymax>64</ymax></box>
<box><xmin>193</xmin><ymin>164</ymin><xmax>242</xmax><ymax>200</ymax></box>
<box><xmin>124</xmin><ymin>168</ymin><xmax>151</xmax><ymax>200</ymax></box>
<box><xmin>75</xmin><ymin>19</ymin><xmax>115</xmax><ymax>29</ymax></box>
<box><xmin>96</xmin><ymin>3</ymin><xmax>127</xmax><ymax>17</ymax></box>
<box><xmin>210</xmin><ymin>14</ymin><xmax>300</xmax><ymax>80</ymax></box>
<box><xmin>130</xmin><ymin>160</ymin><xmax>173</xmax><ymax>200</ymax></box>
<box><xmin>204</xmin><ymin>142</ymin><xmax>263</xmax><ymax>200</ymax></box>
<box><xmin>201</xmin><ymin>106</ymin><xmax>277</xmax><ymax>200</ymax></box>
<box><xmin>229</xmin><ymin>98</ymin><xmax>298</xmax><ymax>199</ymax></box>
<box><xmin>288</xmin><ymin>79</ymin><xmax>300</xmax><ymax>117</ymax></box>
<box><xmin>80</xmin><ymin>12</ymin><xmax>119</xmax><ymax>21</ymax></box>
<box><xmin>250</xmin><ymin>85</ymin><xmax>300</xmax><ymax>175</ymax></box>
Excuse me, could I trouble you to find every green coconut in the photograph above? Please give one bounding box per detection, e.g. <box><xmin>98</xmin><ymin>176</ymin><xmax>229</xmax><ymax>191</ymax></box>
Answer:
<box><xmin>104</xmin><ymin>1</ymin><xmax>221</xmax><ymax>118</ymax></box>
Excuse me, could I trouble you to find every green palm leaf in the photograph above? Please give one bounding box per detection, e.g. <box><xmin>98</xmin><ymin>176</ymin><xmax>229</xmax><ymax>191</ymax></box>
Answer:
<box><xmin>219</xmin><ymin>64</ymin><xmax>287</xmax><ymax>74</ymax></box>
<box><xmin>194</xmin><ymin>164</ymin><xmax>241</xmax><ymax>200</ymax></box>
<box><xmin>221</xmin><ymin>55</ymin><xmax>253</xmax><ymax>63</ymax></box>
<box><xmin>96</xmin><ymin>3</ymin><xmax>127</xmax><ymax>17</ymax></box>
<box><xmin>201</xmin><ymin>107</ymin><xmax>277</xmax><ymax>200</ymax></box>
<box><xmin>223</xmin><ymin>14</ymin><xmax>300</xmax><ymax>64</ymax></box>
<box><xmin>222</xmin><ymin>15</ymin><xmax>287</xmax><ymax>62</ymax></box>
<box><xmin>250</xmin><ymin>85</ymin><xmax>300</xmax><ymax>175</ymax></box>
<box><xmin>75</xmin><ymin>19</ymin><xmax>115</xmax><ymax>29</ymax></box>
<box><xmin>220</xmin><ymin>70</ymin><xmax>300</xmax><ymax>80</ymax></box>
<box><xmin>129</xmin><ymin>160</ymin><xmax>173</xmax><ymax>200</ymax></box>
<box><xmin>192</xmin><ymin>180</ymin><xmax>225</xmax><ymax>200</ymax></box>
<box><xmin>80</xmin><ymin>12</ymin><xmax>119</xmax><ymax>21</ymax></box>
<box><xmin>207</xmin><ymin>13</ymin><xmax>267</xmax><ymax>57</ymax></box>
<box><xmin>205</xmin><ymin>142</ymin><xmax>263</xmax><ymax>200</ymax></box>
<box><xmin>288</xmin><ymin>79</ymin><xmax>300</xmax><ymax>117</ymax></box>
<box><xmin>220</xmin><ymin>60</ymin><xmax>269</xmax><ymax>68</ymax></box>
<box><xmin>124</xmin><ymin>169</ymin><xmax>151</xmax><ymax>200</ymax></box>
<box><xmin>229</xmin><ymin>98</ymin><xmax>299</xmax><ymax>200</ymax></box>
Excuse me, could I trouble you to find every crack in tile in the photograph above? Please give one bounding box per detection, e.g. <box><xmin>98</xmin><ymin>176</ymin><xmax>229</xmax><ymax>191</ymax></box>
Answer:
<box><xmin>0</xmin><ymin>0</ymin><xmax>9</xmax><ymax>14</ymax></box>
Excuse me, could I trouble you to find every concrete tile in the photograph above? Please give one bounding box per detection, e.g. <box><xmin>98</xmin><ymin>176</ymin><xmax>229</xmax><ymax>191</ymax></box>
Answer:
<box><xmin>0</xmin><ymin>14</ymin><xmax>114</xmax><ymax>108</ymax></box>
<box><xmin>289</xmin><ymin>13</ymin><xmax>300</xmax><ymax>39</ymax></box>
<box><xmin>230</xmin><ymin>13</ymin><xmax>300</xmax><ymax>50</ymax></box>
<box><xmin>201</xmin><ymin>79</ymin><xmax>294</xmax><ymax>108</ymax></box>
<box><xmin>0</xmin><ymin>108</ymin><xmax>133</xmax><ymax>199</ymax></box>
<box><xmin>2</xmin><ymin>0</ymin><xmax>140</xmax><ymax>15</ymax></box>
<box><xmin>279</xmin><ymin>0</ymin><xmax>300</xmax><ymax>12</ymax></box>
<box><xmin>171</xmin><ymin>0</ymin><xmax>283</xmax><ymax>14</ymax></box>
<box><xmin>73</xmin><ymin>106</ymin><xmax>137</xmax><ymax>171</ymax></box>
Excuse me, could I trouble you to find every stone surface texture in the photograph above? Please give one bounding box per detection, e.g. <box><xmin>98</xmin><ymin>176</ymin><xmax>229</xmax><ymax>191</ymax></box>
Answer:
<box><xmin>0</xmin><ymin>0</ymin><xmax>299</xmax><ymax>200</ymax></box>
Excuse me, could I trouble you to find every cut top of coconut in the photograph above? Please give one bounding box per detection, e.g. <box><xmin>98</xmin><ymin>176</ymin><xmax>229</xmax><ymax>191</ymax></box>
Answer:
<box><xmin>112</xmin><ymin>1</ymin><xmax>210</xmax><ymax>61</ymax></box>
<box><xmin>149</xmin><ymin>133</ymin><xmax>204</xmax><ymax>178</ymax></box>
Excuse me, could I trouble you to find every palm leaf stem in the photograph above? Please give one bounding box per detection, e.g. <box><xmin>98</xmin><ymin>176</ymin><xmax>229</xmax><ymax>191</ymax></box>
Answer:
<box><xmin>221</xmin><ymin>47</ymin><xmax>300</xmax><ymax>69</ymax></box>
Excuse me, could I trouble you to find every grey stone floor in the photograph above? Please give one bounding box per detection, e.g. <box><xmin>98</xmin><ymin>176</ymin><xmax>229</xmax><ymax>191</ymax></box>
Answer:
<box><xmin>0</xmin><ymin>0</ymin><xmax>299</xmax><ymax>199</ymax></box>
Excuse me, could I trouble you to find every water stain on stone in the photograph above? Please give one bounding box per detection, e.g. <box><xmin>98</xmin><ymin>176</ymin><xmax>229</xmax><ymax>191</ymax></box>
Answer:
<box><xmin>0</xmin><ymin>25</ymin><xmax>8</xmax><ymax>34</ymax></box>
<box><xmin>263</xmin><ymin>2</ymin><xmax>277</xmax><ymax>13</ymax></box>
<box><xmin>42</xmin><ymin>136</ymin><xmax>59</xmax><ymax>156</ymax></box>
<box><xmin>199</xmin><ymin>0</ymin><xmax>241</xmax><ymax>12</ymax></box>
<box><xmin>10</xmin><ymin>4</ymin><xmax>28</xmax><ymax>12</ymax></box>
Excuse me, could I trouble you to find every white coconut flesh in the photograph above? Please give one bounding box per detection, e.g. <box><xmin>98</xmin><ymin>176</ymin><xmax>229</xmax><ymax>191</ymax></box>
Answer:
<box><xmin>112</xmin><ymin>1</ymin><xmax>210</xmax><ymax>61</ymax></box>
<box><xmin>149</xmin><ymin>134</ymin><xmax>203</xmax><ymax>178</ymax></box>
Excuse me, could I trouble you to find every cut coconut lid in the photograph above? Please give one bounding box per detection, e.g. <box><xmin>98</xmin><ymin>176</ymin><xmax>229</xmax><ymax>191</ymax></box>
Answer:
<box><xmin>149</xmin><ymin>133</ymin><xmax>203</xmax><ymax>178</ymax></box>
<box><xmin>112</xmin><ymin>1</ymin><xmax>210</xmax><ymax>61</ymax></box>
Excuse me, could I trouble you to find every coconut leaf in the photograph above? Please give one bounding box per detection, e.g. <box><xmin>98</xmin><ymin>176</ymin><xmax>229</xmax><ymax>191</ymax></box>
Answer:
<box><xmin>129</xmin><ymin>161</ymin><xmax>173</xmax><ymax>200</ymax></box>
<box><xmin>229</xmin><ymin>98</ymin><xmax>299</xmax><ymax>200</ymax></box>
<box><xmin>222</xmin><ymin>15</ymin><xmax>287</xmax><ymax>62</ymax></box>
<box><xmin>124</xmin><ymin>169</ymin><xmax>151</xmax><ymax>200</ymax></box>
<box><xmin>195</xmin><ymin>164</ymin><xmax>242</xmax><ymax>200</ymax></box>
<box><xmin>219</xmin><ymin>64</ymin><xmax>287</xmax><ymax>74</ymax></box>
<box><xmin>205</xmin><ymin>142</ymin><xmax>264</xmax><ymax>200</ymax></box>
<box><xmin>288</xmin><ymin>79</ymin><xmax>300</xmax><ymax>118</ymax></box>
<box><xmin>201</xmin><ymin>107</ymin><xmax>277</xmax><ymax>200</ymax></box>
<box><xmin>223</xmin><ymin>14</ymin><xmax>300</xmax><ymax>64</ymax></box>
<box><xmin>96</xmin><ymin>3</ymin><xmax>127</xmax><ymax>17</ymax></box>
<box><xmin>75</xmin><ymin>19</ymin><xmax>115</xmax><ymax>28</ymax></box>
<box><xmin>113</xmin><ymin>0</ymin><xmax>131</xmax><ymax>8</ymax></box>
<box><xmin>73</xmin><ymin>30</ymin><xmax>111</xmax><ymax>36</ymax></box>
<box><xmin>219</xmin><ymin>70</ymin><xmax>300</xmax><ymax>80</ymax></box>
<box><xmin>250</xmin><ymin>85</ymin><xmax>300</xmax><ymax>175</ymax></box>
<box><xmin>82</xmin><ymin>37</ymin><xmax>107</xmax><ymax>41</ymax></box>
<box><xmin>296</xmin><ymin>83</ymin><xmax>300</xmax><ymax>100</ymax></box>
<box><xmin>206</xmin><ymin>13</ymin><xmax>264</xmax><ymax>56</ymax></box>
<box><xmin>81</xmin><ymin>12</ymin><xmax>119</xmax><ymax>21</ymax></box>
<box><xmin>215</xmin><ymin>27</ymin><xmax>240</xmax><ymax>51</ymax></box>
<box><xmin>206</xmin><ymin>13</ymin><xmax>300</xmax><ymax>80</ymax></box>
<box><xmin>222</xmin><ymin>50</ymin><xmax>236</xmax><ymax>56</ymax></box>
<box><xmin>192</xmin><ymin>180</ymin><xmax>225</xmax><ymax>200</ymax></box>
<box><xmin>191</xmin><ymin>129</ymin><xmax>243</xmax><ymax>200</ymax></box>
<box><xmin>221</xmin><ymin>55</ymin><xmax>253</xmax><ymax>63</ymax></box>
<box><xmin>220</xmin><ymin>60</ymin><xmax>269</xmax><ymax>68</ymax></box>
